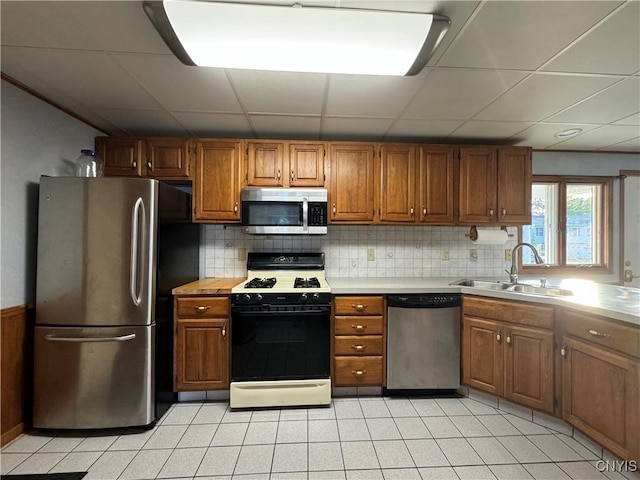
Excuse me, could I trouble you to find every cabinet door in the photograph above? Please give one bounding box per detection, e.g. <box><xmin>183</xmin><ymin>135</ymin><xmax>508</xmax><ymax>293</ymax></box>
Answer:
<box><xmin>145</xmin><ymin>138</ymin><xmax>190</xmax><ymax>179</ymax></box>
<box><xmin>194</xmin><ymin>140</ymin><xmax>242</xmax><ymax>222</ymax></box>
<box><xmin>498</xmin><ymin>147</ymin><xmax>532</xmax><ymax>224</ymax></box>
<box><xmin>504</xmin><ymin>325</ymin><xmax>554</xmax><ymax>413</ymax></box>
<box><xmin>175</xmin><ymin>318</ymin><xmax>229</xmax><ymax>391</ymax></box>
<box><xmin>417</xmin><ymin>145</ymin><xmax>455</xmax><ymax>224</ymax></box>
<box><xmin>462</xmin><ymin>317</ymin><xmax>503</xmax><ymax>396</ymax></box>
<box><xmin>289</xmin><ymin>142</ymin><xmax>325</xmax><ymax>187</ymax></box>
<box><xmin>96</xmin><ymin>137</ymin><xmax>143</xmax><ymax>177</ymax></box>
<box><xmin>246</xmin><ymin>141</ymin><xmax>285</xmax><ymax>186</ymax></box>
<box><xmin>379</xmin><ymin>143</ymin><xmax>416</xmax><ymax>223</ymax></box>
<box><xmin>561</xmin><ymin>337</ymin><xmax>638</xmax><ymax>461</ymax></box>
<box><xmin>329</xmin><ymin>143</ymin><xmax>376</xmax><ymax>223</ymax></box>
<box><xmin>458</xmin><ymin>147</ymin><xmax>497</xmax><ymax>224</ymax></box>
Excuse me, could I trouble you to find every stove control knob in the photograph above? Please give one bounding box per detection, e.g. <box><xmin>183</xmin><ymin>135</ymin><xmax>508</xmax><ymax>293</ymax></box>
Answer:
<box><xmin>300</xmin><ymin>293</ymin><xmax>308</xmax><ymax>303</ymax></box>
<box><xmin>255</xmin><ymin>294</ymin><xmax>263</xmax><ymax>303</ymax></box>
<box><xmin>242</xmin><ymin>293</ymin><xmax>252</xmax><ymax>303</ymax></box>
<box><xmin>312</xmin><ymin>293</ymin><xmax>320</xmax><ymax>303</ymax></box>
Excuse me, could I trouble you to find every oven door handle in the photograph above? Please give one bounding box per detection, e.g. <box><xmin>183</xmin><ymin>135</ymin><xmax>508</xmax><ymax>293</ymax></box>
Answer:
<box><xmin>302</xmin><ymin>197</ymin><xmax>309</xmax><ymax>232</ymax></box>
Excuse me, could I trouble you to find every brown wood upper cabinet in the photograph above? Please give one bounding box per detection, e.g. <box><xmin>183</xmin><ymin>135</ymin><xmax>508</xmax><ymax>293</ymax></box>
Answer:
<box><xmin>246</xmin><ymin>140</ymin><xmax>325</xmax><ymax>188</ymax></box>
<box><xmin>193</xmin><ymin>140</ymin><xmax>243</xmax><ymax>222</ymax></box>
<box><xmin>458</xmin><ymin>146</ymin><xmax>532</xmax><ymax>225</ymax></box>
<box><xmin>96</xmin><ymin>136</ymin><xmax>191</xmax><ymax>179</ymax></box>
<box><xmin>328</xmin><ymin>143</ymin><xmax>376</xmax><ymax>223</ymax></box>
<box><xmin>379</xmin><ymin>144</ymin><xmax>455</xmax><ymax>224</ymax></box>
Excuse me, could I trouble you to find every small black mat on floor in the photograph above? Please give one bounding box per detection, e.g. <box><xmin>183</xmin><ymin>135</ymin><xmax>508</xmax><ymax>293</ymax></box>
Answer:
<box><xmin>1</xmin><ymin>473</ymin><xmax>87</xmax><ymax>480</ymax></box>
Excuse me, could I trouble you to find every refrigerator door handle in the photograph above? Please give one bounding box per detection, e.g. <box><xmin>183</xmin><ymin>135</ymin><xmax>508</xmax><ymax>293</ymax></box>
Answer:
<box><xmin>44</xmin><ymin>333</ymin><xmax>137</xmax><ymax>343</ymax></box>
<box><xmin>130</xmin><ymin>197</ymin><xmax>145</xmax><ymax>306</ymax></box>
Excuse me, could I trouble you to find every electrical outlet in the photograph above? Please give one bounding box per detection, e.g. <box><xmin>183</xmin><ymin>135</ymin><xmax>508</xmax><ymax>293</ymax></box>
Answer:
<box><xmin>237</xmin><ymin>248</ymin><xmax>246</xmax><ymax>261</ymax></box>
<box><xmin>442</xmin><ymin>249</ymin><xmax>450</xmax><ymax>261</ymax></box>
<box><xmin>505</xmin><ymin>249</ymin><xmax>512</xmax><ymax>262</ymax></box>
<box><xmin>367</xmin><ymin>248</ymin><xmax>375</xmax><ymax>261</ymax></box>
<box><xmin>470</xmin><ymin>249</ymin><xmax>478</xmax><ymax>261</ymax></box>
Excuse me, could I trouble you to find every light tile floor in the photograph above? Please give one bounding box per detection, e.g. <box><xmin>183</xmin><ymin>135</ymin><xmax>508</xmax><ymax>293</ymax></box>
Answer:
<box><xmin>2</xmin><ymin>396</ymin><xmax>639</xmax><ymax>480</ymax></box>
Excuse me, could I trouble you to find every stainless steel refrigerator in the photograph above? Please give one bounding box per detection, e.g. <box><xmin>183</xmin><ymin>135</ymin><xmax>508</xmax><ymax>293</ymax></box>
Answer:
<box><xmin>34</xmin><ymin>176</ymin><xmax>200</xmax><ymax>429</ymax></box>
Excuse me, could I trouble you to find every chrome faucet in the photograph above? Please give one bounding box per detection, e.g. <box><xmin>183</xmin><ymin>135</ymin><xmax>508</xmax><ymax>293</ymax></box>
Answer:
<box><xmin>506</xmin><ymin>242</ymin><xmax>545</xmax><ymax>284</ymax></box>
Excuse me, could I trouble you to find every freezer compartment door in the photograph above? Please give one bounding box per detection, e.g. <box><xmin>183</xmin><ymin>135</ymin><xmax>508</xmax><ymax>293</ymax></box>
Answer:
<box><xmin>34</xmin><ymin>325</ymin><xmax>155</xmax><ymax>429</ymax></box>
<box><xmin>36</xmin><ymin>177</ymin><xmax>157</xmax><ymax>327</ymax></box>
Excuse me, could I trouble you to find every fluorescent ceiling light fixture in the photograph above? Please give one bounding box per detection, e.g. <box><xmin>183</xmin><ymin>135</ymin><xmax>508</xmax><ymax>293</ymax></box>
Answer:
<box><xmin>143</xmin><ymin>0</ymin><xmax>450</xmax><ymax>76</ymax></box>
<box><xmin>554</xmin><ymin>128</ymin><xmax>583</xmax><ymax>139</ymax></box>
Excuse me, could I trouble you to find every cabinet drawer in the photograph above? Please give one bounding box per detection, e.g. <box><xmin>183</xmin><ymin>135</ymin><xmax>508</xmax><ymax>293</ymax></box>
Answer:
<box><xmin>334</xmin><ymin>335</ymin><xmax>383</xmax><ymax>356</ymax></box>
<box><xmin>334</xmin><ymin>356</ymin><xmax>383</xmax><ymax>386</ymax></box>
<box><xmin>463</xmin><ymin>295</ymin><xmax>554</xmax><ymax>329</ymax></box>
<box><xmin>335</xmin><ymin>316</ymin><xmax>383</xmax><ymax>335</ymax></box>
<box><xmin>176</xmin><ymin>297</ymin><xmax>229</xmax><ymax>318</ymax></box>
<box><xmin>334</xmin><ymin>296</ymin><xmax>384</xmax><ymax>315</ymax></box>
<box><xmin>561</xmin><ymin>309</ymin><xmax>639</xmax><ymax>359</ymax></box>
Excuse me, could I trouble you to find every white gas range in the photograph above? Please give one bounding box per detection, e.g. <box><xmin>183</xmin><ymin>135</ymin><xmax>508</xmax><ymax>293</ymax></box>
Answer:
<box><xmin>229</xmin><ymin>252</ymin><xmax>332</xmax><ymax>409</ymax></box>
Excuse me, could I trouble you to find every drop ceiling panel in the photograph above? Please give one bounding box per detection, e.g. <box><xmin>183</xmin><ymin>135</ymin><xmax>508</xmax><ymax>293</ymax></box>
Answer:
<box><xmin>440</xmin><ymin>1</ymin><xmax>623</xmax><ymax>70</ymax></box>
<box><xmin>511</xmin><ymin>123</ymin><xmax>601</xmax><ymax>149</ymax></box>
<box><xmin>93</xmin><ymin>109</ymin><xmax>189</xmax><ymax>136</ymax></box>
<box><xmin>452</xmin><ymin>121</ymin><xmax>535</xmax><ymax>142</ymax></box>
<box><xmin>250</xmin><ymin>115</ymin><xmax>321</xmax><ymax>139</ymax></box>
<box><xmin>603</xmin><ymin>137</ymin><xmax>640</xmax><ymax>152</ymax></box>
<box><xmin>547</xmin><ymin>78</ymin><xmax>640</xmax><ymax>124</ymax></box>
<box><xmin>1</xmin><ymin>46</ymin><xmax>163</xmax><ymax>110</ymax></box>
<box><xmin>614</xmin><ymin>112</ymin><xmax>640</xmax><ymax>126</ymax></box>
<box><xmin>172</xmin><ymin>112</ymin><xmax>252</xmax><ymax>137</ymax></box>
<box><xmin>228</xmin><ymin>70</ymin><xmax>327</xmax><ymax>115</ymax></box>
<box><xmin>475</xmin><ymin>74</ymin><xmax>620</xmax><ymax>122</ymax></box>
<box><xmin>402</xmin><ymin>68</ymin><xmax>527</xmax><ymax>120</ymax></box>
<box><xmin>322</xmin><ymin>117</ymin><xmax>395</xmax><ymax>140</ymax></box>
<box><xmin>385</xmin><ymin>119</ymin><xmax>464</xmax><ymax>142</ymax></box>
<box><xmin>542</xmin><ymin>2</ymin><xmax>640</xmax><ymax>75</ymax></box>
<box><xmin>552</xmin><ymin>124</ymin><xmax>640</xmax><ymax>150</ymax></box>
<box><xmin>113</xmin><ymin>54</ymin><xmax>244</xmax><ymax>113</ymax></box>
<box><xmin>325</xmin><ymin>73</ymin><xmax>426</xmax><ymax>117</ymax></box>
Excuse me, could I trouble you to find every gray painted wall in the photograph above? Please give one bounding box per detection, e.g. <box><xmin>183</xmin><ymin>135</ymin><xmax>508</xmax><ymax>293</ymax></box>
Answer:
<box><xmin>1</xmin><ymin>80</ymin><xmax>101</xmax><ymax>309</ymax></box>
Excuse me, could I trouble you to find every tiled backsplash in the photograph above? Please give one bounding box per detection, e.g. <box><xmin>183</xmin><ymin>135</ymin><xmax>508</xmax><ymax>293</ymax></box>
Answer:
<box><xmin>203</xmin><ymin>225</ymin><xmax>519</xmax><ymax>279</ymax></box>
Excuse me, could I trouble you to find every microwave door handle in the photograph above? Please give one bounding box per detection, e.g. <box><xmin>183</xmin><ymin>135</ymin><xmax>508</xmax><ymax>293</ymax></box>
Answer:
<box><xmin>302</xmin><ymin>197</ymin><xmax>309</xmax><ymax>232</ymax></box>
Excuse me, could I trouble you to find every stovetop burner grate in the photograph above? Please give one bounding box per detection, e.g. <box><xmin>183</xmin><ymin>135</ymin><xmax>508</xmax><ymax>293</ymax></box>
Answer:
<box><xmin>244</xmin><ymin>277</ymin><xmax>277</xmax><ymax>289</ymax></box>
<box><xmin>294</xmin><ymin>277</ymin><xmax>321</xmax><ymax>289</ymax></box>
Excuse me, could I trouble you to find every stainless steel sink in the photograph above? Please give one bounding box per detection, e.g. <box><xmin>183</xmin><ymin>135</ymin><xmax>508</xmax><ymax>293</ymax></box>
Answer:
<box><xmin>451</xmin><ymin>278</ymin><xmax>573</xmax><ymax>297</ymax></box>
<box><xmin>506</xmin><ymin>284</ymin><xmax>574</xmax><ymax>296</ymax></box>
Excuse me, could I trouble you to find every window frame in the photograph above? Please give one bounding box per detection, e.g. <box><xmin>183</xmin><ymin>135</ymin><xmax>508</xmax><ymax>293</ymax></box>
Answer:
<box><xmin>520</xmin><ymin>175</ymin><xmax>613</xmax><ymax>275</ymax></box>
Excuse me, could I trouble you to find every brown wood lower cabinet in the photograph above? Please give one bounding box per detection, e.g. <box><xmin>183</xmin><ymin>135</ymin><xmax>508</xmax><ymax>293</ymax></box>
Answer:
<box><xmin>333</xmin><ymin>295</ymin><xmax>385</xmax><ymax>387</ymax></box>
<box><xmin>174</xmin><ymin>296</ymin><xmax>229</xmax><ymax>391</ymax></box>
<box><xmin>462</xmin><ymin>296</ymin><xmax>555</xmax><ymax>414</ymax></box>
<box><xmin>559</xmin><ymin>308</ymin><xmax>640</xmax><ymax>462</ymax></box>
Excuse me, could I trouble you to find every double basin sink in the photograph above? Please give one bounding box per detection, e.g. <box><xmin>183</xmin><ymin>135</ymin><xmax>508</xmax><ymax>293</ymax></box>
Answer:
<box><xmin>453</xmin><ymin>279</ymin><xmax>574</xmax><ymax>297</ymax></box>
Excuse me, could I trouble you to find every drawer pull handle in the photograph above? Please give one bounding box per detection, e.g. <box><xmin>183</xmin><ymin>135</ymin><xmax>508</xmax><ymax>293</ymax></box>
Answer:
<box><xmin>352</xmin><ymin>345</ymin><xmax>366</xmax><ymax>351</ymax></box>
<box><xmin>352</xmin><ymin>304</ymin><xmax>367</xmax><ymax>312</ymax></box>
<box><xmin>194</xmin><ymin>305</ymin><xmax>211</xmax><ymax>312</ymax></box>
<box><xmin>587</xmin><ymin>329</ymin><xmax>609</xmax><ymax>338</ymax></box>
<box><xmin>352</xmin><ymin>325</ymin><xmax>367</xmax><ymax>332</ymax></box>
<box><xmin>352</xmin><ymin>370</ymin><xmax>367</xmax><ymax>376</ymax></box>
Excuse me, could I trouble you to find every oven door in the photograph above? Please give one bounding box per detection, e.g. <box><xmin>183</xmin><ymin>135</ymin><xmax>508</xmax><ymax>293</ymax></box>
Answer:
<box><xmin>231</xmin><ymin>305</ymin><xmax>330</xmax><ymax>382</ymax></box>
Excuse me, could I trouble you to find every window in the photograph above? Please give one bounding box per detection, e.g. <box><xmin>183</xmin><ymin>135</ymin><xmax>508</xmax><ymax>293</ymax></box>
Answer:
<box><xmin>521</xmin><ymin>176</ymin><xmax>612</xmax><ymax>273</ymax></box>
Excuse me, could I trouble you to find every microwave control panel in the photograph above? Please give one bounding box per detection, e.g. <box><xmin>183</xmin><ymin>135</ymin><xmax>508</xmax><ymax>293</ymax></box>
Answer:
<box><xmin>309</xmin><ymin>203</ymin><xmax>327</xmax><ymax>226</ymax></box>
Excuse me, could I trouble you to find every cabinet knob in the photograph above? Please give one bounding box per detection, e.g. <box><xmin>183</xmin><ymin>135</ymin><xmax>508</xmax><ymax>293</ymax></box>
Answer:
<box><xmin>332</xmin><ymin>203</ymin><xmax>336</xmax><ymax>214</ymax></box>
<box><xmin>351</xmin><ymin>324</ymin><xmax>367</xmax><ymax>332</ymax></box>
<box><xmin>501</xmin><ymin>208</ymin><xmax>506</xmax><ymax>218</ymax></box>
<box><xmin>506</xmin><ymin>334</ymin><xmax>511</xmax><ymax>345</ymax></box>
<box><xmin>147</xmin><ymin>161</ymin><xmax>152</xmax><ymax>170</ymax></box>
<box><xmin>194</xmin><ymin>305</ymin><xmax>211</xmax><ymax>312</ymax></box>
<box><xmin>132</xmin><ymin>160</ymin><xmax>137</xmax><ymax>169</ymax></box>
<box><xmin>352</xmin><ymin>370</ymin><xmax>367</xmax><ymax>376</ymax></box>
<box><xmin>352</xmin><ymin>344</ymin><xmax>365</xmax><ymax>352</ymax></box>
<box><xmin>423</xmin><ymin>207</ymin><xmax>427</xmax><ymax>216</ymax></box>
<box><xmin>234</xmin><ymin>201</ymin><xmax>238</xmax><ymax>213</ymax></box>
<box><xmin>496</xmin><ymin>330</ymin><xmax>502</xmax><ymax>343</ymax></box>
<box><xmin>560</xmin><ymin>345</ymin><xmax>567</xmax><ymax>357</ymax></box>
<box><xmin>410</xmin><ymin>207</ymin><xmax>414</xmax><ymax>217</ymax></box>
<box><xmin>277</xmin><ymin>169</ymin><xmax>281</xmax><ymax>180</ymax></box>
<box><xmin>489</xmin><ymin>208</ymin><xmax>494</xmax><ymax>216</ymax></box>
<box><xmin>222</xmin><ymin>325</ymin><xmax>226</xmax><ymax>338</ymax></box>
<box><xmin>291</xmin><ymin>170</ymin><xmax>295</xmax><ymax>182</ymax></box>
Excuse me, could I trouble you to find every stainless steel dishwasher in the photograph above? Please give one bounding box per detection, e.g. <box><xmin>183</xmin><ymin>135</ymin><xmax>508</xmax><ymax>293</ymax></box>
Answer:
<box><xmin>386</xmin><ymin>294</ymin><xmax>461</xmax><ymax>391</ymax></box>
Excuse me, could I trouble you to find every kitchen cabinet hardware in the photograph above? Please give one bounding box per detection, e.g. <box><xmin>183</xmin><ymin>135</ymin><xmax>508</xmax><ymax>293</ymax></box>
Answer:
<box><xmin>194</xmin><ymin>305</ymin><xmax>211</xmax><ymax>312</ymax></box>
<box><xmin>332</xmin><ymin>204</ymin><xmax>336</xmax><ymax>214</ymax></box>
<box><xmin>147</xmin><ymin>161</ymin><xmax>152</xmax><ymax>170</ymax></box>
<box><xmin>222</xmin><ymin>325</ymin><xmax>226</xmax><ymax>338</ymax></box>
<box><xmin>561</xmin><ymin>345</ymin><xmax>567</xmax><ymax>357</ymax></box>
<box><xmin>352</xmin><ymin>324</ymin><xmax>367</xmax><ymax>332</ymax></box>
<box><xmin>489</xmin><ymin>208</ymin><xmax>494</xmax><ymax>216</ymax></box>
<box><xmin>234</xmin><ymin>202</ymin><xmax>238</xmax><ymax>213</ymax></box>
<box><xmin>291</xmin><ymin>170</ymin><xmax>294</xmax><ymax>182</ymax></box>
<box><xmin>496</xmin><ymin>330</ymin><xmax>502</xmax><ymax>343</ymax></box>
<box><xmin>506</xmin><ymin>334</ymin><xmax>511</xmax><ymax>345</ymax></box>
<box><xmin>352</xmin><ymin>370</ymin><xmax>367</xmax><ymax>376</ymax></box>
<box><xmin>352</xmin><ymin>344</ymin><xmax>365</xmax><ymax>351</ymax></box>
<box><xmin>352</xmin><ymin>304</ymin><xmax>367</xmax><ymax>311</ymax></box>
<box><xmin>501</xmin><ymin>208</ymin><xmax>506</xmax><ymax>218</ymax></box>
<box><xmin>410</xmin><ymin>207</ymin><xmax>414</xmax><ymax>217</ymax></box>
<box><xmin>423</xmin><ymin>207</ymin><xmax>427</xmax><ymax>216</ymax></box>
<box><xmin>587</xmin><ymin>328</ymin><xmax>609</xmax><ymax>338</ymax></box>
<box><xmin>132</xmin><ymin>160</ymin><xmax>137</xmax><ymax>168</ymax></box>
<box><xmin>277</xmin><ymin>169</ymin><xmax>281</xmax><ymax>180</ymax></box>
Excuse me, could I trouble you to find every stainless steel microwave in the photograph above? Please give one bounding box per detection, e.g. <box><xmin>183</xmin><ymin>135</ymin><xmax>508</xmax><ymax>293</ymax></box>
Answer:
<box><xmin>241</xmin><ymin>187</ymin><xmax>328</xmax><ymax>235</ymax></box>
